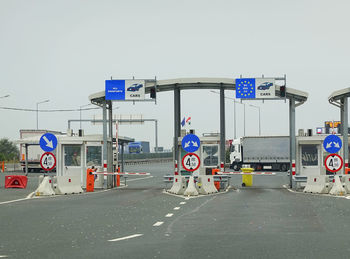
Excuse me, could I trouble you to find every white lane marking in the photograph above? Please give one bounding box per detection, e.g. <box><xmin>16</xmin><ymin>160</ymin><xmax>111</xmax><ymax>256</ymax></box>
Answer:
<box><xmin>153</xmin><ymin>221</ymin><xmax>164</xmax><ymax>227</ymax></box>
<box><xmin>0</xmin><ymin>197</ymin><xmax>31</xmax><ymax>205</ymax></box>
<box><xmin>0</xmin><ymin>255</ymin><xmax>8</xmax><ymax>258</ymax></box>
<box><xmin>165</xmin><ymin>213</ymin><xmax>174</xmax><ymax>217</ymax></box>
<box><xmin>173</xmin><ymin>207</ymin><xmax>180</xmax><ymax>210</ymax></box>
<box><xmin>180</xmin><ymin>202</ymin><xmax>186</xmax><ymax>205</ymax></box>
<box><xmin>26</xmin><ymin>192</ymin><xmax>35</xmax><ymax>199</ymax></box>
<box><xmin>185</xmin><ymin>197</ymin><xmax>190</xmax><ymax>200</ymax></box>
<box><xmin>108</xmin><ymin>234</ymin><xmax>143</xmax><ymax>242</ymax></box>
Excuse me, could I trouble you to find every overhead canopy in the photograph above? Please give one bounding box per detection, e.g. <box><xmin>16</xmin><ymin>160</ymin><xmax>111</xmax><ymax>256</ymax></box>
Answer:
<box><xmin>89</xmin><ymin>77</ymin><xmax>309</xmax><ymax>105</ymax></box>
<box><xmin>329</xmin><ymin>87</ymin><xmax>350</xmax><ymax>105</ymax></box>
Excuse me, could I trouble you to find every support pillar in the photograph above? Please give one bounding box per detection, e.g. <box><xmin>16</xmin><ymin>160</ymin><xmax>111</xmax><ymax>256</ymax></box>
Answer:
<box><xmin>341</xmin><ymin>97</ymin><xmax>348</xmax><ymax>173</ymax></box>
<box><xmin>102</xmin><ymin>100</ymin><xmax>107</xmax><ymax>188</ymax></box>
<box><xmin>289</xmin><ymin>97</ymin><xmax>296</xmax><ymax>188</ymax></box>
<box><xmin>107</xmin><ymin>100</ymin><xmax>113</xmax><ymax>188</ymax></box>
<box><xmin>174</xmin><ymin>85</ymin><xmax>181</xmax><ymax>164</ymax></box>
<box><xmin>155</xmin><ymin>120</ymin><xmax>158</xmax><ymax>153</ymax></box>
<box><xmin>220</xmin><ymin>86</ymin><xmax>226</xmax><ymax>170</ymax></box>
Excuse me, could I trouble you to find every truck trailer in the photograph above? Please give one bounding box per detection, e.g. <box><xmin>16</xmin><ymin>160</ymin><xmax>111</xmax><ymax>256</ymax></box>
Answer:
<box><xmin>230</xmin><ymin>136</ymin><xmax>290</xmax><ymax>171</ymax></box>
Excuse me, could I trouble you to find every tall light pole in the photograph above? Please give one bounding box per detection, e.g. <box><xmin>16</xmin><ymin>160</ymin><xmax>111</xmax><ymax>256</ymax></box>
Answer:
<box><xmin>248</xmin><ymin>103</ymin><xmax>261</xmax><ymax>136</ymax></box>
<box><xmin>36</xmin><ymin>99</ymin><xmax>49</xmax><ymax>130</ymax></box>
<box><xmin>79</xmin><ymin>103</ymin><xmax>92</xmax><ymax>129</ymax></box>
<box><xmin>210</xmin><ymin>91</ymin><xmax>261</xmax><ymax>137</ymax></box>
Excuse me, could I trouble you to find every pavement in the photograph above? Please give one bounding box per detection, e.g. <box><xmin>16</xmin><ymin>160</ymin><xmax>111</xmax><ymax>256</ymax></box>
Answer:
<box><xmin>1</xmin><ymin>163</ymin><xmax>350</xmax><ymax>258</ymax></box>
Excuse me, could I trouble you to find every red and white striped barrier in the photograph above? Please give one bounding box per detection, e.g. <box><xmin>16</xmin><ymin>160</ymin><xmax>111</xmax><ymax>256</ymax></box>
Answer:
<box><xmin>92</xmin><ymin>172</ymin><xmax>150</xmax><ymax>176</ymax></box>
<box><xmin>292</xmin><ymin>160</ymin><xmax>296</xmax><ymax>175</ymax></box>
<box><xmin>218</xmin><ymin>172</ymin><xmax>276</xmax><ymax>175</ymax></box>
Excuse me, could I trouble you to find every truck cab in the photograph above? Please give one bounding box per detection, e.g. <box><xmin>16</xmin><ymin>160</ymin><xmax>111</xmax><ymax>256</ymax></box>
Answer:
<box><xmin>229</xmin><ymin>138</ymin><xmax>242</xmax><ymax>170</ymax></box>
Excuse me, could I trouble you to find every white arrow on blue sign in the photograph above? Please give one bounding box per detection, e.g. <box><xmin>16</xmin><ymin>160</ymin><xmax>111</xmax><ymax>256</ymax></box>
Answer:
<box><xmin>323</xmin><ymin>134</ymin><xmax>342</xmax><ymax>154</ymax></box>
<box><xmin>39</xmin><ymin>133</ymin><xmax>58</xmax><ymax>152</ymax></box>
<box><xmin>182</xmin><ymin>134</ymin><xmax>200</xmax><ymax>153</ymax></box>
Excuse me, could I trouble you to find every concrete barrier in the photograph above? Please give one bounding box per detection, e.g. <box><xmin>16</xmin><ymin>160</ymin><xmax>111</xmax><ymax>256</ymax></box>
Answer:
<box><xmin>197</xmin><ymin>175</ymin><xmax>218</xmax><ymax>195</ymax></box>
<box><xmin>168</xmin><ymin>175</ymin><xmax>186</xmax><ymax>195</ymax></box>
<box><xmin>329</xmin><ymin>175</ymin><xmax>346</xmax><ymax>196</ymax></box>
<box><xmin>303</xmin><ymin>176</ymin><xmax>329</xmax><ymax>194</ymax></box>
<box><xmin>35</xmin><ymin>176</ymin><xmax>55</xmax><ymax>196</ymax></box>
<box><xmin>342</xmin><ymin>175</ymin><xmax>350</xmax><ymax>193</ymax></box>
<box><xmin>184</xmin><ymin>176</ymin><xmax>199</xmax><ymax>196</ymax></box>
<box><xmin>54</xmin><ymin>175</ymin><xmax>83</xmax><ymax>195</ymax></box>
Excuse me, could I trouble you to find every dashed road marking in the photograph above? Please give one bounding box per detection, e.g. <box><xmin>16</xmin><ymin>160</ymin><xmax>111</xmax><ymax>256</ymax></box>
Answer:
<box><xmin>180</xmin><ymin>202</ymin><xmax>186</xmax><ymax>205</ymax></box>
<box><xmin>165</xmin><ymin>213</ymin><xmax>174</xmax><ymax>217</ymax></box>
<box><xmin>174</xmin><ymin>207</ymin><xmax>180</xmax><ymax>210</ymax></box>
<box><xmin>108</xmin><ymin>234</ymin><xmax>143</xmax><ymax>242</ymax></box>
<box><xmin>153</xmin><ymin>221</ymin><xmax>164</xmax><ymax>227</ymax></box>
<box><xmin>0</xmin><ymin>255</ymin><xmax>9</xmax><ymax>258</ymax></box>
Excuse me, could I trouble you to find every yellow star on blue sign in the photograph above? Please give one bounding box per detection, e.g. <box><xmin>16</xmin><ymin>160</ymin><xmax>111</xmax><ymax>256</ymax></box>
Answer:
<box><xmin>235</xmin><ymin>78</ymin><xmax>256</xmax><ymax>99</ymax></box>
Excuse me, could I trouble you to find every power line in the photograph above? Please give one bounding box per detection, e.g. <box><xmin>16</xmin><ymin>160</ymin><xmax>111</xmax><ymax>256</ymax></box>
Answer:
<box><xmin>0</xmin><ymin>106</ymin><xmax>100</xmax><ymax>112</ymax></box>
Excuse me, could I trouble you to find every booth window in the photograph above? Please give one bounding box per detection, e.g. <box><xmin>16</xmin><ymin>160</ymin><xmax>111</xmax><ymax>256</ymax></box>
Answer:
<box><xmin>301</xmin><ymin>145</ymin><xmax>318</xmax><ymax>166</ymax></box>
<box><xmin>64</xmin><ymin>146</ymin><xmax>81</xmax><ymax>166</ymax></box>
<box><xmin>86</xmin><ymin>146</ymin><xmax>102</xmax><ymax>167</ymax></box>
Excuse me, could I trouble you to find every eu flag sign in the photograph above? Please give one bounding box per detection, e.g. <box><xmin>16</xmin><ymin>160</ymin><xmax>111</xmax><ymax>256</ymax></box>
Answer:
<box><xmin>235</xmin><ymin>78</ymin><xmax>256</xmax><ymax>99</ymax></box>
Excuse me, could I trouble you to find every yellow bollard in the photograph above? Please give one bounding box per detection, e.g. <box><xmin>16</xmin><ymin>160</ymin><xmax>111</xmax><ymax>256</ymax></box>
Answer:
<box><xmin>241</xmin><ymin>167</ymin><xmax>254</xmax><ymax>187</ymax></box>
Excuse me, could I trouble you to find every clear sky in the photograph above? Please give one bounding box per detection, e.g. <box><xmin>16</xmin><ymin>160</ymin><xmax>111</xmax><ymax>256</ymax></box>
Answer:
<box><xmin>0</xmin><ymin>0</ymin><xmax>349</xmax><ymax>150</ymax></box>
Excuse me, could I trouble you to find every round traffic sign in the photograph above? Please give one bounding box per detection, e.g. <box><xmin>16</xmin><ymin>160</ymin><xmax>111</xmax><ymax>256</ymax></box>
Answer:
<box><xmin>39</xmin><ymin>133</ymin><xmax>58</xmax><ymax>152</ymax></box>
<box><xmin>182</xmin><ymin>153</ymin><xmax>200</xmax><ymax>172</ymax></box>
<box><xmin>323</xmin><ymin>134</ymin><xmax>342</xmax><ymax>154</ymax></box>
<box><xmin>40</xmin><ymin>152</ymin><xmax>56</xmax><ymax>171</ymax></box>
<box><xmin>182</xmin><ymin>134</ymin><xmax>200</xmax><ymax>153</ymax></box>
<box><xmin>324</xmin><ymin>153</ymin><xmax>343</xmax><ymax>173</ymax></box>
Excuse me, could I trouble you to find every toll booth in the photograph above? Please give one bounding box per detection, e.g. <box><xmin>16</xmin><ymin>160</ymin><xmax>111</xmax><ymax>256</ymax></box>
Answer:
<box><xmin>17</xmin><ymin>133</ymin><xmax>133</xmax><ymax>188</ymax></box>
<box><xmin>296</xmin><ymin>135</ymin><xmax>350</xmax><ymax>176</ymax></box>
<box><xmin>177</xmin><ymin>131</ymin><xmax>221</xmax><ymax>176</ymax></box>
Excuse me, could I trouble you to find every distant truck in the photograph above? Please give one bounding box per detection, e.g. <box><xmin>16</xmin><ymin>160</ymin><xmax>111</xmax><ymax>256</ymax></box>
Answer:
<box><xmin>128</xmin><ymin>141</ymin><xmax>150</xmax><ymax>154</ymax></box>
<box><xmin>230</xmin><ymin>136</ymin><xmax>290</xmax><ymax>171</ymax></box>
<box><xmin>19</xmin><ymin>129</ymin><xmax>64</xmax><ymax>172</ymax></box>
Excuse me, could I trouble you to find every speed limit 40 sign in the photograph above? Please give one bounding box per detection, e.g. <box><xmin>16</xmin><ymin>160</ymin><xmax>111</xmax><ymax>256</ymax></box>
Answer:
<box><xmin>324</xmin><ymin>153</ymin><xmax>343</xmax><ymax>173</ymax></box>
<box><xmin>182</xmin><ymin>153</ymin><xmax>200</xmax><ymax>172</ymax></box>
<box><xmin>40</xmin><ymin>152</ymin><xmax>56</xmax><ymax>171</ymax></box>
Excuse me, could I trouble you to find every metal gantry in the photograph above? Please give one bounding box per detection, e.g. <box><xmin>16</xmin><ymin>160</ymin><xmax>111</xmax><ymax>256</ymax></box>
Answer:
<box><xmin>89</xmin><ymin>77</ymin><xmax>308</xmax><ymax>189</ymax></box>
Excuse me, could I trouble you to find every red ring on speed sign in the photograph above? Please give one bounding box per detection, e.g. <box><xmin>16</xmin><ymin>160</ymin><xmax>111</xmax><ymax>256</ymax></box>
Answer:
<box><xmin>40</xmin><ymin>152</ymin><xmax>56</xmax><ymax>171</ymax></box>
<box><xmin>324</xmin><ymin>153</ymin><xmax>343</xmax><ymax>173</ymax></box>
<box><xmin>182</xmin><ymin>153</ymin><xmax>200</xmax><ymax>172</ymax></box>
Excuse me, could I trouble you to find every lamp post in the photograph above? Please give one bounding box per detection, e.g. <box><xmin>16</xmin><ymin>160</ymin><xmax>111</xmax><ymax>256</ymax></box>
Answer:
<box><xmin>79</xmin><ymin>103</ymin><xmax>92</xmax><ymax>129</ymax></box>
<box><xmin>36</xmin><ymin>99</ymin><xmax>49</xmax><ymax>130</ymax></box>
<box><xmin>210</xmin><ymin>91</ymin><xmax>261</xmax><ymax>137</ymax></box>
<box><xmin>248</xmin><ymin>104</ymin><xmax>261</xmax><ymax>136</ymax></box>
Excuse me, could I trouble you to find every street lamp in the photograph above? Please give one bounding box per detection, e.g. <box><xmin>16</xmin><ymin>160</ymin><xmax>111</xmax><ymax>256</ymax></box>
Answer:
<box><xmin>79</xmin><ymin>103</ymin><xmax>92</xmax><ymax>129</ymax></box>
<box><xmin>210</xmin><ymin>91</ymin><xmax>261</xmax><ymax>137</ymax></box>
<box><xmin>248</xmin><ymin>104</ymin><xmax>261</xmax><ymax>136</ymax></box>
<box><xmin>36</xmin><ymin>99</ymin><xmax>49</xmax><ymax>130</ymax></box>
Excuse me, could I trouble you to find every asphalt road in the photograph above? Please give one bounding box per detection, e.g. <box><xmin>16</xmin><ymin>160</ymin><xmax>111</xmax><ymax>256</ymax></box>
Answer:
<box><xmin>1</xmin><ymin>163</ymin><xmax>350</xmax><ymax>258</ymax></box>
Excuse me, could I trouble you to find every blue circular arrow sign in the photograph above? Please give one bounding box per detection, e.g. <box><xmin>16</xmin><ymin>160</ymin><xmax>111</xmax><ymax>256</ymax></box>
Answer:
<box><xmin>39</xmin><ymin>133</ymin><xmax>58</xmax><ymax>152</ymax></box>
<box><xmin>323</xmin><ymin>134</ymin><xmax>342</xmax><ymax>154</ymax></box>
<box><xmin>182</xmin><ymin>134</ymin><xmax>200</xmax><ymax>153</ymax></box>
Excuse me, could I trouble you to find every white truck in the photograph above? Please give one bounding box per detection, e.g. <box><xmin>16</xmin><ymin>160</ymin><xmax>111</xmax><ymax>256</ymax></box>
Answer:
<box><xmin>230</xmin><ymin>136</ymin><xmax>290</xmax><ymax>171</ymax></box>
<box><xmin>19</xmin><ymin>129</ymin><xmax>64</xmax><ymax>172</ymax></box>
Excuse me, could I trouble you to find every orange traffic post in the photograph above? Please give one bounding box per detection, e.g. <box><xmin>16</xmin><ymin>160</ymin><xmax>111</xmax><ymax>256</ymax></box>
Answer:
<box><xmin>116</xmin><ymin>165</ymin><xmax>121</xmax><ymax>187</ymax></box>
<box><xmin>212</xmin><ymin>168</ymin><xmax>221</xmax><ymax>191</ymax></box>
<box><xmin>346</xmin><ymin>168</ymin><xmax>350</xmax><ymax>175</ymax></box>
<box><xmin>86</xmin><ymin>168</ymin><xmax>95</xmax><ymax>192</ymax></box>
<box><xmin>1</xmin><ymin>161</ymin><xmax>4</xmax><ymax>173</ymax></box>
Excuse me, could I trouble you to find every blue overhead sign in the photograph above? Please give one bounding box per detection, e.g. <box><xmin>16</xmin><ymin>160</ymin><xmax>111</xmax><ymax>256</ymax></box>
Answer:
<box><xmin>235</xmin><ymin>78</ymin><xmax>256</xmax><ymax>99</ymax></box>
<box><xmin>323</xmin><ymin>134</ymin><xmax>342</xmax><ymax>154</ymax></box>
<box><xmin>182</xmin><ymin>134</ymin><xmax>200</xmax><ymax>153</ymax></box>
<box><xmin>105</xmin><ymin>80</ymin><xmax>125</xmax><ymax>100</ymax></box>
<box><xmin>39</xmin><ymin>133</ymin><xmax>58</xmax><ymax>152</ymax></box>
